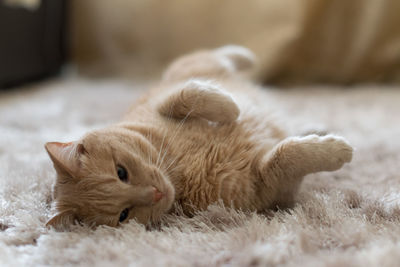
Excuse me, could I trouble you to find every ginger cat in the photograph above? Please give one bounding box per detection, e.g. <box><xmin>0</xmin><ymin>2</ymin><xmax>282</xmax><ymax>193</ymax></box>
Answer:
<box><xmin>45</xmin><ymin>46</ymin><xmax>353</xmax><ymax>228</ymax></box>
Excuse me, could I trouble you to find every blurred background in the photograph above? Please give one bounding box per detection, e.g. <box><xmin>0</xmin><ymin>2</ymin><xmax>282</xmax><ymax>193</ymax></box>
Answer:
<box><xmin>1</xmin><ymin>0</ymin><xmax>400</xmax><ymax>88</ymax></box>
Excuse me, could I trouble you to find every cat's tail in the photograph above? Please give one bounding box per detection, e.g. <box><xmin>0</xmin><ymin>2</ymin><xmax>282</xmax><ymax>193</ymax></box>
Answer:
<box><xmin>162</xmin><ymin>45</ymin><xmax>256</xmax><ymax>82</ymax></box>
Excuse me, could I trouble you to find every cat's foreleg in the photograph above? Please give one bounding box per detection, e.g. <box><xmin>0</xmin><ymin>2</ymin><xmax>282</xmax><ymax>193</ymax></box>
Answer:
<box><xmin>259</xmin><ymin>134</ymin><xmax>353</xmax><ymax>208</ymax></box>
<box><xmin>158</xmin><ymin>79</ymin><xmax>240</xmax><ymax>123</ymax></box>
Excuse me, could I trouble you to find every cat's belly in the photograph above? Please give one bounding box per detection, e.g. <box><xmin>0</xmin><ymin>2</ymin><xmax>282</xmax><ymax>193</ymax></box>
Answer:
<box><xmin>177</xmin><ymin>160</ymin><xmax>255</xmax><ymax>212</ymax></box>
<box><xmin>168</xmin><ymin>112</ymin><xmax>283</xmax><ymax>213</ymax></box>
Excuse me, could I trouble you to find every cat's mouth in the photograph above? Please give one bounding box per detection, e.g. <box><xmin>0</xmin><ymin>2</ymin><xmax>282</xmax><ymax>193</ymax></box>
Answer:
<box><xmin>153</xmin><ymin>172</ymin><xmax>175</xmax><ymax>211</ymax></box>
<box><xmin>153</xmin><ymin>187</ymin><xmax>164</xmax><ymax>203</ymax></box>
<box><xmin>156</xmin><ymin>183</ymin><xmax>175</xmax><ymax>211</ymax></box>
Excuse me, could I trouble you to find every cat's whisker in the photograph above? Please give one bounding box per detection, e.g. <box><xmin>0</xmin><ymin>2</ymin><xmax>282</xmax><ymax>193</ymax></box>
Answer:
<box><xmin>164</xmin><ymin>156</ymin><xmax>178</xmax><ymax>173</ymax></box>
<box><xmin>158</xmin><ymin>110</ymin><xmax>193</xmax><ymax>169</ymax></box>
<box><xmin>158</xmin><ymin>100</ymin><xmax>199</xmax><ymax>167</ymax></box>
<box><xmin>156</xmin><ymin>125</ymin><xmax>168</xmax><ymax>168</ymax></box>
<box><xmin>148</xmin><ymin>126</ymin><xmax>154</xmax><ymax>165</ymax></box>
<box><xmin>164</xmin><ymin>164</ymin><xmax>179</xmax><ymax>176</ymax></box>
<box><xmin>157</xmin><ymin>97</ymin><xmax>201</xmax><ymax>169</ymax></box>
<box><xmin>147</xmin><ymin>129</ymin><xmax>151</xmax><ymax>165</ymax></box>
<box><xmin>156</xmin><ymin>105</ymin><xmax>175</xmax><ymax>168</ymax></box>
<box><xmin>156</xmin><ymin>105</ymin><xmax>174</xmax><ymax>167</ymax></box>
<box><xmin>157</xmin><ymin>92</ymin><xmax>205</xmax><ymax>170</ymax></box>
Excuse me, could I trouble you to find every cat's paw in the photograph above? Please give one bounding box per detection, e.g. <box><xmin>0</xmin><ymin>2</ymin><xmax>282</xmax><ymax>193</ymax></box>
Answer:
<box><xmin>182</xmin><ymin>79</ymin><xmax>240</xmax><ymax>123</ymax></box>
<box><xmin>159</xmin><ymin>79</ymin><xmax>240</xmax><ymax>123</ymax></box>
<box><xmin>162</xmin><ymin>45</ymin><xmax>255</xmax><ymax>82</ymax></box>
<box><xmin>214</xmin><ymin>45</ymin><xmax>255</xmax><ymax>71</ymax></box>
<box><xmin>300</xmin><ymin>134</ymin><xmax>353</xmax><ymax>171</ymax></box>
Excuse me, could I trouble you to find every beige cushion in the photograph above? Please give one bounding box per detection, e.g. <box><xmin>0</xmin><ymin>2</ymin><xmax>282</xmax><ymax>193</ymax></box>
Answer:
<box><xmin>71</xmin><ymin>0</ymin><xmax>400</xmax><ymax>84</ymax></box>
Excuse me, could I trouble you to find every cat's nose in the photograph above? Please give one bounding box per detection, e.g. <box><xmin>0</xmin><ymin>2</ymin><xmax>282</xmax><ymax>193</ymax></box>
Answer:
<box><xmin>153</xmin><ymin>187</ymin><xmax>164</xmax><ymax>203</ymax></box>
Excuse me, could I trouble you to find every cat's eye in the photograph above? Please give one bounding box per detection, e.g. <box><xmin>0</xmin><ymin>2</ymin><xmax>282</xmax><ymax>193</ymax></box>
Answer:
<box><xmin>117</xmin><ymin>165</ymin><xmax>128</xmax><ymax>182</ymax></box>
<box><xmin>119</xmin><ymin>208</ymin><xmax>129</xmax><ymax>222</ymax></box>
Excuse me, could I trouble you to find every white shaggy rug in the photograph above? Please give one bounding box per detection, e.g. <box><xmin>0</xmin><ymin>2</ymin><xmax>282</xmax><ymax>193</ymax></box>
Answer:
<box><xmin>1</xmin><ymin>77</ymin><xmax>400</xmax><ymax>266</ymax></box>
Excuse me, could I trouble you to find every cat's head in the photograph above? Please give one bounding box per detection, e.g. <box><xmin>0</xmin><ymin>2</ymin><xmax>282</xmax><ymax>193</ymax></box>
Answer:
<box><xmin>45</xmin><ymin>127</ymin><xmax>175</xmax><ymax>229</ymax></box>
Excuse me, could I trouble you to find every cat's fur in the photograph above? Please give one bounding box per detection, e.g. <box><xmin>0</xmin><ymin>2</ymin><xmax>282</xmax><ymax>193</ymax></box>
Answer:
<box><xmin>45</xmin><ymin>45</ymin><xmax>353</xmax><ymax>228</ymax></box>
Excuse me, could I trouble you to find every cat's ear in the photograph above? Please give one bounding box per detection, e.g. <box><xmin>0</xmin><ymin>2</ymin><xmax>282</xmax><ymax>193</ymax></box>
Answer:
<box><xmin>46</xmin><ymin>210</ymin><xmax>76</xmax><ymax>229</ymax></box>
<box><xmin>45</xmin><ymin>142</ymin><xmax>86</xmax><ymax>178</ymax></box>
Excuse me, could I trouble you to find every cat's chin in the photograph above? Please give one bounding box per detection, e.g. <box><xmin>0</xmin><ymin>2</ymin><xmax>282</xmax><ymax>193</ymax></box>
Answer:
<box><xmin>142</xmin><ymin>185</ymin><xmax>175</xmax><ymax>225</ymax></box>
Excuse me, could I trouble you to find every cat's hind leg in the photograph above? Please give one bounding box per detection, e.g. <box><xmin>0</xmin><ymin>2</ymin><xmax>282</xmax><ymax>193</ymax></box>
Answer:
<box><xmin>158</xmin><ymin>79</ymin><xmax>240</xmax><ymax>123</ymax></box>
<box><xmin>258</xmin><ymin>134</ymin><xmax>353</xmax><ymax>208</ymax></box>
<box><xmin>162</xmin><ymin>45</ymin><xmax>255</xmax><ymax>82</ymax></box>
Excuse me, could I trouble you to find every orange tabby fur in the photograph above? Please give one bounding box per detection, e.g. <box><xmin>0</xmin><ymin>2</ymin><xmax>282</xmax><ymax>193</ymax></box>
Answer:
<box><xmin>45</xmin><ymin>45</ymin><xmax>353</xmax><ymax>228</ymax></box>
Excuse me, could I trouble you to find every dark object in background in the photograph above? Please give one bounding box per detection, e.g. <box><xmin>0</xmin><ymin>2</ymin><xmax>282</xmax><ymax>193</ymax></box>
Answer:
<box><xmin>0</xmin><ymin>0</ymin><xmax>66</xmax><ymax>89</ymax></box>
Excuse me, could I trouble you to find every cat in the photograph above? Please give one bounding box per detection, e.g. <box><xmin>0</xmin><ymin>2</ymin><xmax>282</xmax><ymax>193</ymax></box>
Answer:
<box><xmin>45</xmin><ymin>45</ymin><xmax>353</xmax><ymax>228</ymax></box>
